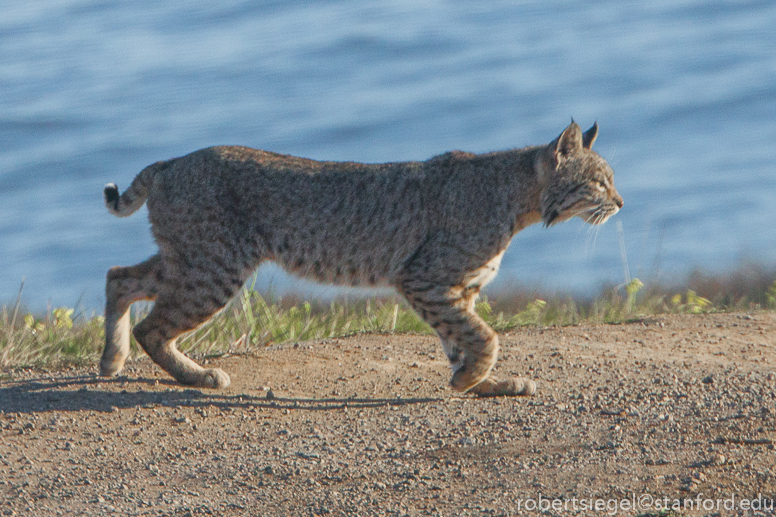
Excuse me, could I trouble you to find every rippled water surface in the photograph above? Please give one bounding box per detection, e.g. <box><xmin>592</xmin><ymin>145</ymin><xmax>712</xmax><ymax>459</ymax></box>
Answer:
<box><xmin>2</xmin><ymin>0</ymin><xmax>775</xmax><ymax>310</ymax></box>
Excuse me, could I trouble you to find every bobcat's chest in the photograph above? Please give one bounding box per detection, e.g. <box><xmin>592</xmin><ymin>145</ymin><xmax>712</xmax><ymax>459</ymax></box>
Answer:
<box><xmin>465</xmin><ymin>251</ymin><xmax>505</xmax><ymax>289</ymax></box>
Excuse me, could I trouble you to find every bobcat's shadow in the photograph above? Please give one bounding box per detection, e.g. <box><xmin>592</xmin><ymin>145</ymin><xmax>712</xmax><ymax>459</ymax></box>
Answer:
<box><xmin>0</xmin><ymin>374</ymin><xmax>442</xmax><ymax>415</ymax></box>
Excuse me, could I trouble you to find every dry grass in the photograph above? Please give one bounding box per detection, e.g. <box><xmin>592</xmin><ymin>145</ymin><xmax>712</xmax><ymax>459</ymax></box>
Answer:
<box><xmin>2</xmin><ymin>266</ymin><xmax>776</xmax><ymax>370</ymax></box>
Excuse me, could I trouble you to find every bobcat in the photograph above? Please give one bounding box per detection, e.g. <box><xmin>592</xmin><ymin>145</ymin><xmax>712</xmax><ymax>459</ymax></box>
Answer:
<box><xmin>100</xmin><ymin>121</ymin><xmax>622</xmax><ymax>397</ymax></box>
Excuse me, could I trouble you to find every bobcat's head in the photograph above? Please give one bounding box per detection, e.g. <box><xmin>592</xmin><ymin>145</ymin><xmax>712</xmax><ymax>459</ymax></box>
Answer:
<box><xmin>535</xmin><ymin>121</ymin><xmax>623</xmax><ymax>227</ymax></box>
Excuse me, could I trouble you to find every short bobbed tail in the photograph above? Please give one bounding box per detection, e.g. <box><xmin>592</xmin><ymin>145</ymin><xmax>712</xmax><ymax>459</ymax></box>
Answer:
<box><xmin>104</xmin><ymin>159</ymin><xmax>171</xmax><ymax>217</ymax></box>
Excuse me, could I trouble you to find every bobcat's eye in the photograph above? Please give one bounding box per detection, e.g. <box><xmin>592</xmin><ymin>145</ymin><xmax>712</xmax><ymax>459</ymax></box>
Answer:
<box><xmin>593</xmin><ymin>180</ymin><xmax>607</xmax><ymax>192</ymax></box>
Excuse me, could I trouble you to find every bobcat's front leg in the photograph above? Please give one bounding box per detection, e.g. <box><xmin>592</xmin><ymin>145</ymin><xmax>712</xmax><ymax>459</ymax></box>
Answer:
<box><xmin>434</xmin><ymin>288</ymin><xmax>499</xmax><ymax>392</ymax></box>
<box><xmin>399</xmin><ymin>280</ymin><xmax>534</xmax><ymax>396</ymax></box>
<box><xmin>397</xmin><ymin>234</ymin><xmax>536</xmax><ymax>397</ymax></box>
<box><xmin>467</xmin><ymin>376</ymin><xmax>537</xmax><ymax>397</ymax></box>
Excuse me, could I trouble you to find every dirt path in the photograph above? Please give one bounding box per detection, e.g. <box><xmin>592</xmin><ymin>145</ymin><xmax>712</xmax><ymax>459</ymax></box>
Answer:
<box><xmin>1</xmin><ymin>312</ymin><xmax>774</xmax><ymax>516</ymax></box>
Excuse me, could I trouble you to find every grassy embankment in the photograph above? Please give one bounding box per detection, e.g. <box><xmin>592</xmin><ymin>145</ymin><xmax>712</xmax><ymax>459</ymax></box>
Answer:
<box><xmin>2</xmin><ymin>265</ymin><xmax>776</xmax><ymax>370</ymax></box>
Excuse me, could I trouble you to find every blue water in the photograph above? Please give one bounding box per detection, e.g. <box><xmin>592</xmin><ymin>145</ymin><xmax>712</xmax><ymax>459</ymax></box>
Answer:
<box><xmin>2</xmin><ymin>0</ymin><xmax>775</xmax><ymax>311</ymax></box>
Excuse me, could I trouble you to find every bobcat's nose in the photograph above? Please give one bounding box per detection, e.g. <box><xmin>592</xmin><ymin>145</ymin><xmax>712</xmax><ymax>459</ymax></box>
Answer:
<box><xmin>614</xmin><ymin>194</ymin><xmax>624</xmax><ymax>209</ymax></box>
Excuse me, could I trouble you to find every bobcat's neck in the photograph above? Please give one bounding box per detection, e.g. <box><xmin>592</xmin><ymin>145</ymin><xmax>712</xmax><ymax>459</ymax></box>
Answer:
<box><xmin>479</xmin><ymin>145</ymin><xmax>544</xmax><ymax>236</ymax></box>
<box><xmin>422</xmin><ymin>145</ymin><xmax>545</xmax><ymax>254</ymax></box>
<box><xmin>513</xmin><ymin>146</ymin><xmax>544</xmax><ymax>232</ymax></box>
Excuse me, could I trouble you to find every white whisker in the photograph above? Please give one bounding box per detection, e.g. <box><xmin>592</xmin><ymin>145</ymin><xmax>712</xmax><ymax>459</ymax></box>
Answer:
<box><xmin>584</xmin><ymin>222</ymin><xmax>598</xmax><ymax>255</ymax></box>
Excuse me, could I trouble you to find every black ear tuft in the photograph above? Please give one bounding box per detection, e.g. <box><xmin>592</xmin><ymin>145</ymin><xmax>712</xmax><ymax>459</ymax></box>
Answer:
<box><xmin>104</xmin><ymin>183</ymin><xmax>120</xmax><ymax>211</ymax></box>
<box><xmin>582</xmin><ymin>122</ymin><xmax>599</xmax><ymax>149</ymax></box>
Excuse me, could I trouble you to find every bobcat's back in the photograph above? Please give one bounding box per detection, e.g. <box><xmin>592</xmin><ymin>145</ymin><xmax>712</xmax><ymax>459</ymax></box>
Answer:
<box><xmin>139</xmin><ymin>146</ymin><xmax>437</xmax><ymax>287</ymax></box>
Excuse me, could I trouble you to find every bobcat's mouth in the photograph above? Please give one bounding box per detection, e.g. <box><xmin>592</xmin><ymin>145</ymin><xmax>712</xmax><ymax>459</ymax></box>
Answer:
<box><xmin>580</xmin><ymin>204</ymin><xmax>620</xmax><ymax>225</ymax></box>
<box><xmin>547</xmin><ymin>199</ymin><xmax>619</xmax><ymax>227</ymax></box>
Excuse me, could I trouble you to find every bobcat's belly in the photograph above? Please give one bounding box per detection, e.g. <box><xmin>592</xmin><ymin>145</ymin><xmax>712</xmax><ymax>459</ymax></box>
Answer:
<box><xmin>274</xmin><ymin>248</ymin><xmax>396</xmax><ymax>288</ymax></box>
<box><xmin>270</xmin><ymin>222</ymin><xmax>423</xmax><ymax>288</ymax></box>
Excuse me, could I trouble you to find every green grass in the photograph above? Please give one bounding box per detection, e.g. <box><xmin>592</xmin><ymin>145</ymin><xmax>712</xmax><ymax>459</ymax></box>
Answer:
<box><xmin>2</xmin><ymin>272</ymin><xmax>776</xmax><ymax>370</ymax></box>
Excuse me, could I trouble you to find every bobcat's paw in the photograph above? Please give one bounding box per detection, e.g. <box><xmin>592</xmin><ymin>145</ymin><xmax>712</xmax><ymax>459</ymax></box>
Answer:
<box><xmin>99</xmin><ymin>359</ymin><xmax>124</xmax><ymax>378</ymax></box>
<box><xmin>449</xmin><ymin>356</ymin><xmax>495</xmax><ymax>392</ymax></box>
<box><xmin>198</xmin><ymin>368</ymin><xmax>231</xmax><ymax>389</ymax></box>
<box><xmin>468</xmin><ymin>377</ymin><xmax>536</xmax><ymax>397</ymax></box>
<box><xmin>449</xmin><ymin>366</ymin><xmax>488</xmax><ymax>392</ymax></box>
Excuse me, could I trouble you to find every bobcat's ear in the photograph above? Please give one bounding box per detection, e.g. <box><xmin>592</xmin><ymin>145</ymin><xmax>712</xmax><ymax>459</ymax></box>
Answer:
<box><xmin>582</xmin><ymin>122</ymin><xmax>599</xmax><ymax>149</ymax></box>
<box><xmin>554</xmin><ymin>121</ymin><xmax>583</xmax><ymax>159</ymax></box>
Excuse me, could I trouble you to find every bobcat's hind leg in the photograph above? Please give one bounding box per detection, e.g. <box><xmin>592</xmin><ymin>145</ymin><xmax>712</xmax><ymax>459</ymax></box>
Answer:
<box><xmin>132</xmin><ymin>299</ymin><xmax>230</xmax><ymax>389</ymax></box>
<box><xmin>131</xmin><ymin>265</ymin><xmax>251</xmax><ymax>389</ymax></box>
<box><xmin>101</xmin><ymin>255</ymin><xmax>163</xmax><ymax>377</ymax></box>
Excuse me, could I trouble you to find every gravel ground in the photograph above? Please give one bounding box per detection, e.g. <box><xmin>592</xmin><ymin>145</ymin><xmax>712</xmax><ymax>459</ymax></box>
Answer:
<box><xmin>1</xmin><ymin>312</ymin><xmax>774</xmax><ymax>516</ymax></box>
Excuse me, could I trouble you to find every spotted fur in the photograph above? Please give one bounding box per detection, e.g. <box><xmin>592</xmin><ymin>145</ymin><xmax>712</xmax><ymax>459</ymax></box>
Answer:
<box><xmin>100</xmin><ymin>121</ymin><xmax>622</xmax><ymax>395</ymax></box>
